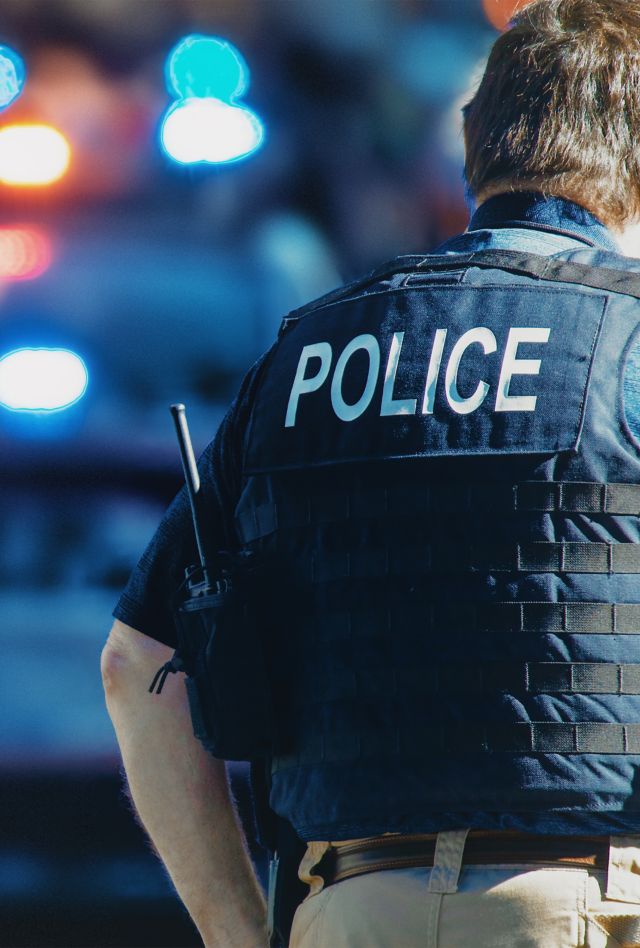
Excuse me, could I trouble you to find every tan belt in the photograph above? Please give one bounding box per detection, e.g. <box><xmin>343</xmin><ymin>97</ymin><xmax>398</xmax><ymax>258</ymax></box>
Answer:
<box><xmin>318</xmin><ymin>830</ymin><xmax>610</xmax><ymax>886</ymax></box>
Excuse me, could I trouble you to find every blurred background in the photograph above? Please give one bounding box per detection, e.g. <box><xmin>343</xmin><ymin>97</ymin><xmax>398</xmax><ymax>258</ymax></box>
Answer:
<box><xmin>0</xmin><ymin>1</ymin><xmax>519</xmax><ymax>945</ymax></box>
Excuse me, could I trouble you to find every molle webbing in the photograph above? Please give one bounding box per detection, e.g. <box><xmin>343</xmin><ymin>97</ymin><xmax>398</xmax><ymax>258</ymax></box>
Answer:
<box><xmin>310</xmin><ymin>603</ymin><xmax>640</xmax><ymax>637</ymax></box>
<box><xmin>297</xmin><ymin>663</ymin><xmax>640</xmax><ymax>703</ymax></box>
<box><xmin>362</xmin><ymin>601</ymin><xmax>640</xmax><ymax>635</ymax></box>
<box><xmin>306</xmin><ymin>542</ymin><xmax>640</xmax><ymax>581</ymax></box>
<box><xmin>236</xmin><ymin>482</ymin><xmax>640</xmax><ymax>544</ymax></box>
<box><xmin>272</xmin><ymin>723</ymin><xmax>640</xmax><ymax>769</ymax></box>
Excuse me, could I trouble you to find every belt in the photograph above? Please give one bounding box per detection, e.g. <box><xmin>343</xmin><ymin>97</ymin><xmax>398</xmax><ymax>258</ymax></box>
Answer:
<box><xmin>317</xmin><ymin>831</ymin><xmax>610</xmax><ymax>886</ymax></box>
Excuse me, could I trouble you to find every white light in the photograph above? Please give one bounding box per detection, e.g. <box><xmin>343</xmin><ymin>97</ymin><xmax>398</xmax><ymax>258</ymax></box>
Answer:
<box><xmin>0</xmin><ymin>124</ymin><xmax>71</xmax><ymax>186</ymax></box>
<box><xmin>0</xmin><ymin>348</ymin><xmax>88</xmax><ymax>412</ymax></box>
<box><xmin>161</xmin><ymin>97</ymin><xmax>264</xmax><ymax>165</ymax></box>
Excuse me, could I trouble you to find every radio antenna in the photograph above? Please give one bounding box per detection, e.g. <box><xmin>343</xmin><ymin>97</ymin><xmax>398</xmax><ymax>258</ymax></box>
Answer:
<box><xmin>170</xmin><ymin>403</ymin><xmax>208</xmax><ymax>575</ymax></box>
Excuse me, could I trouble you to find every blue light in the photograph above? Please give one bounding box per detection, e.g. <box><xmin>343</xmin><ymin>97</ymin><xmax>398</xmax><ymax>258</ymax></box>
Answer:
<box><xmin>0</xmin><ymin>348</ymin><xmax>88</xmax><ymax>413</ymax></box>
<box><xmin>166</xmin><ymin>35</ymin><xmax>249</xmax><ymax>101</ymax></box>
<box><xmin>161</xmin><ymin>34</ymin><xmax>264</xmax><ymax>166</ymax></box>
<box><xmin>0</xmin><ymin>46</ymin><xmax>25</xmax><ymax>112</ymax></box>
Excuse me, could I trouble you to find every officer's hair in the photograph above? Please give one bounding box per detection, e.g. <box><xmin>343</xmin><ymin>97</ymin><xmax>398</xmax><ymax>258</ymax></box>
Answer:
<box><xmin>463</xmin><ymin>0</ymin><xmax>640</xmax><ymax>229</ymax></box>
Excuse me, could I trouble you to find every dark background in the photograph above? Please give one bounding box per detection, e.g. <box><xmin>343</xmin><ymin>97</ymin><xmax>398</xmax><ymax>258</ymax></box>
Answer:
<box><xmin>0</xmin><ymin>1</ymin><xmax>511</xmax><ymax>945</ymax></box>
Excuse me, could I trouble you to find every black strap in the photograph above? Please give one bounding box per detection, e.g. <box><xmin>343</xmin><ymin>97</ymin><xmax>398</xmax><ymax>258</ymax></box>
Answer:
<box><xmin>282</xmin><ymin>249</ymin><xmax>640</xmax><ymax>327</ymax></box>
<box><xmin>237</xmin><ymin>482</ymin><xmax>640</xmax><ymax>544</ymax></box>
<box><xmin>148</xmin><ymin>652</ymin><xmax>185</xmax><ymax>694</ymax></box>
<box><xmin>272</xmin><ymin>722</ymin><xmax>640</xmax><ymax>768</ymax></box>
<box><xmin>416</xmin><ymin>249</ymin><xmax>640</xmax><ymax>300</ymax></box>
<box><xmin>267</xmin><ymin>818</ymin><xmax>308</xmax><ymax>948</ymax></box>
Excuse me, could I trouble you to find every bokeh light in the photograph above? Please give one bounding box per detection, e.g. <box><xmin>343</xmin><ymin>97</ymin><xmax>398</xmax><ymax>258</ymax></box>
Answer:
<box><xmin>161</xmin><ymin>97</ymin><xmax>264</xmax><ymax>165</ymax></box>
<box><xmin>482</xmin><ymin>0</ymin><xmax>532</xmax><ymax>31</ymax></box>
<box><xmin>0</xmin><ymin>348</ymin><xmax>88</xmax><ymax>412</ymax></box>
<box><xmin>0</xmin><ymin>227</ymin><xmax>52</xmax><ymax>280</ymax></box>
<box><xmin>0</xmin><ymin>45</ymin><xmax>25</xmax><ymax>111</ymax></box>
<box><xmin>0</xmin><ymin>124</ymin><xmax>70</xmax><ymax>186</ymax></box>
<box><xmin>165</xmin><ymin>34</ymin><xmax>249</xmax><ymax>101</ymax></box>
<box><xmin>161</xmin><ymin>33</ymin><xmax>264</xmax><ymax>166</ymax></box>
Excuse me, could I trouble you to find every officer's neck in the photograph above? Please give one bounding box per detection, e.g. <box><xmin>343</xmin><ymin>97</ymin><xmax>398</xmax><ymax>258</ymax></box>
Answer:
<box><xmin>475</xmin><ymin>184</ymin><xmax>640</xmax><ymax>258</ymax></box>
<box><xmin>616</xmin><ymin>221</ymin><xmax>640</xmax><ymax>259</ymax></box>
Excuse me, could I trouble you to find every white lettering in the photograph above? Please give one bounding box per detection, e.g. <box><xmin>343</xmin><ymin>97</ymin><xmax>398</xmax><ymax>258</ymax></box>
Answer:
<box><xmin>285</xmin><ymin>325</ymin><xmax>551</xmax><ymax>428</ymax></box>
<box><xmin>445</xmin><ymin>327</ymin><xmax>497</xmax><ymax>415</ymax></box>
<box><xmin>380</xmin><ymin>332</ymin><xmax>417</xmax><ymax>416</ymax></box>
<box><xmin>495</xmin><ymin>327</ymin><xmax>550</xmax><ymax>412</ymax></box>
<box><xmin>285</xmin><ymin>341</ymin><xmax>333</xmax><ymax>427</ymax></box>
<box><xmin>422</xmin><ymin>328</ymin><xmax>447</xmax><ymax>415</ymax></box>
<box><xmin>330</xmin><ymin>334</ymin><xmax>380</xmax><ymax>422</ymax></box>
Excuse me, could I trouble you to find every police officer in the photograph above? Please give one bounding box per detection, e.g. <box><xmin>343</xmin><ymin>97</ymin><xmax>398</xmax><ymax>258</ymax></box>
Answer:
<box><xmin>103</xmin><ymin>1</ymin><xmax>640</xmax><ymax>945</ymax></box>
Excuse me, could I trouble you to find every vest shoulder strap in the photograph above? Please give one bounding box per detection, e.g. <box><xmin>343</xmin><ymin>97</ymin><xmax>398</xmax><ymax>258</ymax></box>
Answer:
<box><xmin>417</xmin><ymin>249</ymin><xmax>640</xmax><ymax>300</ymax></box>
<box><xmin>282</xmin><ymin>249</ymin><xmax>640</xmax><ymax>329</ymax></box>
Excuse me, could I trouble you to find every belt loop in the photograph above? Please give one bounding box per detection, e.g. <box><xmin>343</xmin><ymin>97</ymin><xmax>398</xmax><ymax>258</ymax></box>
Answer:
<box><xmin>427</xmin><ymin>829</ymin><xmax>470</xmax><ymax>894</ymax></box>
<box><xmin>606</xmin><ymin>836</ymin><xmax>640</xmax><ymax>904</ymax></box>
<box><xmin>299</xmin><ymin>841</ymin><xmax>331</xmax><ymax>898</ymax></box>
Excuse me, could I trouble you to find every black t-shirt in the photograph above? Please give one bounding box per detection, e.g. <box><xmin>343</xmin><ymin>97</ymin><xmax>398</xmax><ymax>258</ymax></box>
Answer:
<box><xmin>112</xmin><ymin>351</ymin><xmax>272</xmax><ymax>647</ymax></box>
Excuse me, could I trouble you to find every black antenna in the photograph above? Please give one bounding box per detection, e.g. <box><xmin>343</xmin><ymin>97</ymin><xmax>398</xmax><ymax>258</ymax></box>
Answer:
<box><xmin>170</xmin><ymin>404</ymin><xmax>209</xmax><ymax>580</ymax></box>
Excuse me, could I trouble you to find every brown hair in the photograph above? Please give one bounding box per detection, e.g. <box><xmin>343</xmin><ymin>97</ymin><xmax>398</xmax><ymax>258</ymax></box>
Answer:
<box><xmin>463</xmin><ymin>0</ymin><xmax>640</xmax><ymax>228</ymax></box>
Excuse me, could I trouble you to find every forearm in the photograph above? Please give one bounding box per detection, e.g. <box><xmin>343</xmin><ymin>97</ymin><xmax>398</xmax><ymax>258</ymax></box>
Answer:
<box><xmin>102</xmin><ymin>622</ymin><xmax>267</xmax><ymax>948</ymax></box>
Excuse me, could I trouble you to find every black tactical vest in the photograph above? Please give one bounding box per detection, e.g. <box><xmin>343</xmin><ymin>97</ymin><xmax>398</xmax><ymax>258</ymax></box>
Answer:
<box><xmin>236</xmin><ymin>249</ymin><xmax>640</xmax><ymax>842</ymax></box>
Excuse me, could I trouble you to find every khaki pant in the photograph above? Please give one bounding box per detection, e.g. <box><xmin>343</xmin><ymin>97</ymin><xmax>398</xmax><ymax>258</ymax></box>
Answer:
<box><xmin>290</xmin><ymin>830</ymin><xmax>640</xmax><ymax>947</ymax></box>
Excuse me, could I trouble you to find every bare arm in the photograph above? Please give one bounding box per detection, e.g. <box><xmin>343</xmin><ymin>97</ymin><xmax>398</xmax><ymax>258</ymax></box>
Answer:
<box><xmin>101</xmin><ymin>619</ymin><xmax>267</xmax><ymax>948</ymax></box>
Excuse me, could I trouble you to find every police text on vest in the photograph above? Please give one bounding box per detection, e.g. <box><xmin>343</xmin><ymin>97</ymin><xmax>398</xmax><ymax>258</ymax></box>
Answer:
<box><xmin>284</xmin><ymin>327</ymin><xmax>551</xmax><ymax>426</ymax></box>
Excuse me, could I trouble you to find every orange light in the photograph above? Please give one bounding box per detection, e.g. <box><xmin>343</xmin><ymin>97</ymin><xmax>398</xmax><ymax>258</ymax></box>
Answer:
<box><xmin>0</xmin><ymin>124</ymin><xmax>70</xmax><ymax>186</ymax></box>
<box><xmin>0</xmin><ymin>227</ymin><xmax>52</xmax><ymax>280</ymax></box>
<box><xmin>482</xmin><ymin>0</ymin><xmax>532</xmax><ymax>31</ymax></box>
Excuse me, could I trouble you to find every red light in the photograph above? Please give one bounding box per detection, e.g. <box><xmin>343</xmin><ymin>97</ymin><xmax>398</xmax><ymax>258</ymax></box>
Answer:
<box><xmin>0</xmin><ymin>227</ymin><xmax>52</xmax><ymax>280</ymax></box>
<box><xmin>482</xmin><ymin>0</ymin><xmax>532</xmax><ymax>31</ymax></box>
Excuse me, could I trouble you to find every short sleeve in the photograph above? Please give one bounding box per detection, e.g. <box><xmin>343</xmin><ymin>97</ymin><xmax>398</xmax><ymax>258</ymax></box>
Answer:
<box><xmin>623</xmin><ymin>334</ymin><xmax>640</xmax><ymax>447</ymax></box>
<box><xmin>112</xmin><ymin>349</ymin><xmax>273</xmax><ymax>647</ymax></box>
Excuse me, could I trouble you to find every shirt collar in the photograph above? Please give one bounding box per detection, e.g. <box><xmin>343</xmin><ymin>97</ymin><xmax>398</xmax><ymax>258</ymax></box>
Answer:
<box><xmin>468</xmin><ymin>192</ymin><xmax>620</xmax><ymax>253</ymax></box>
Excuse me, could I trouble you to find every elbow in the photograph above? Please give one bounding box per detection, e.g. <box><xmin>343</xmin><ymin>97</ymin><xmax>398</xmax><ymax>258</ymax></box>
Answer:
<box><xmin>101</xmin><ymin>619</ymin><xmax>175</xmax><ymax>697</ymax></box>
<box><xmin>101</xmin><ymin>619</ymin><xmax>141</xmax><ymax>695</ymax></box>
<box><xmin>101</xmin><ymin>631</ymin><xmax>129</xmax><ymax>695</ymax></box>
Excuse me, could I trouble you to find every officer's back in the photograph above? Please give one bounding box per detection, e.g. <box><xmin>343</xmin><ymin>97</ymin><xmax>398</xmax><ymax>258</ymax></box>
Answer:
<box><xmin>238</xmin><ymin>2</ymin><xmax>640</xmax><ymax>944</ymax></box>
